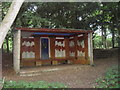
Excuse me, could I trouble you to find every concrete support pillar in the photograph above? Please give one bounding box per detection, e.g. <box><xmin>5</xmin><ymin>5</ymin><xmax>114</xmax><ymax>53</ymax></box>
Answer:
<box><xmin>13</xmin><ymin>30</ymin><xmax>21</xmax><ymax>73</ymax></box>
<box><xmin>88</xmin><ymin>33</ymin><xmax>94</xmax><ymax>65</ymax></box>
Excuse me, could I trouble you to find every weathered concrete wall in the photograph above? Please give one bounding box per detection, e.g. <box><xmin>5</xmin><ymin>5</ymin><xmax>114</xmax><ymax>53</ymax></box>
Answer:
<box><xmin>13</xmin><ymin>30</ymin><xmax>21</xmax><ymax>73</ymax></box>
<box><xmin>88</xmin><ymin>33</ymin><xmax>93</xmax><ymax>65</ymax></box>
<box><xmin>93</xmin><ymin>48</ymin><xmax>119</xmax><ymax>59</ymax></box>
<box><xmin>21</xmin><ymin>31</ymin><xmax>34</xmax><ymax>37</ymax></box>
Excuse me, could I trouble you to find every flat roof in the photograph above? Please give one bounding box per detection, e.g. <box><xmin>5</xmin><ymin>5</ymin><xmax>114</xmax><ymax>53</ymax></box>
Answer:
<box><xmin>16</xmin><ymin>28</ymin><xmax>93</xmax><ymax>34</ymax></box>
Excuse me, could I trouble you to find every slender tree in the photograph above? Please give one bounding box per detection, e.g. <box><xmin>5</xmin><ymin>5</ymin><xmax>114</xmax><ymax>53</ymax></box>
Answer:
<box><xmin>0</xmin><ymin>0</ymin><xmax>24</xmax><ymax>49</ymax></box>
<box><xmin>0</xmin><ymin>2</ymin><xmax>2</xmax><ymax>89</ymax></box>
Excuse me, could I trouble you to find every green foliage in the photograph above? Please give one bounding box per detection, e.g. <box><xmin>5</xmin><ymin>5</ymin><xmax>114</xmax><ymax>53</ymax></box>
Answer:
<box><xmin>93</xmin><ymin>34</ymin><xmax>113</xmax><ymax>49</ymax></box>
<box><xmin>3</xmin><ymin>80</ymin><xmax>67</xmax><ymax>88</ymax></box>
<box><xmin>93</xmin><ymin>35</ymin><xmax>103</xmax><ymax>48</ymax></box>
<box><xmin>94</xmin><ymin>65</ymin><xmax>120</xmax><ymax>88</ymax></box>
<box><xmin>2</xmin><ymin>2</ymin><xmax>119</xmax><ymax>52</ymax></box>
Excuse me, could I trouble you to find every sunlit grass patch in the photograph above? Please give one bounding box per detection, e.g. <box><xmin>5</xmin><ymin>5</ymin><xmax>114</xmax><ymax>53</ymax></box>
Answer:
<box><xmin>3</xmin><ymin>80</ymin><xmax>67</xmax><ymax>88</ymax></box>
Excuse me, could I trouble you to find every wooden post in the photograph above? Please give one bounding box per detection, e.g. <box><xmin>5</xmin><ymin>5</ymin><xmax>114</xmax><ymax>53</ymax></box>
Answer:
<box><xmin>50</xmin><ymin>37</ymin><xmax>56</xmax><ymax>65</ymax></box>
<box><xmin>88</xmin><ymin>33</ymin><xmax>94</xmax><ymax>65</ymax></box>
<box><xmin>64</xmin><ymin>37</ymin><xmax>69</xmax><ymax>59</ymax></box>
<box><xmin>49</xmin><ymin>37</ymin><xmax>55</xmax><ymax>59</ymax></box>
<box><xmin>34</xmin><ymin>37</ymin><xmax>41</xmax><ymax>66</ymax></box>
<box><xmin>34</xmin><ymin>37</ymin><xmax>40</xmax><ymax>60</ymax></box>
<box><xmin>84</xmin><ymin>33</ymin><xmax>88</xmax><ymax>59</ymax></box>
<box><xmin>74</xmin><ymin>36</ymin><xmax>78</xmax><ymax>59</ymax></box>
<box><xmin>13</xmin><ymin>30</ymin><xmax>21</xmax><ymax>73</ymax></box>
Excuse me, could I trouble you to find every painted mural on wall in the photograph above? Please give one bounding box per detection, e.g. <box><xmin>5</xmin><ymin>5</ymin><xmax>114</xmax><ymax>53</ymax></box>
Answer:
<box><xmin>21</xmin><ymin>38</ymin><xmax>35</xmax><ymax>59</ymax></box>
<box><xmin>69</xmin><ymin>39</ymin><xmax>75</xmax><ymax>57</ymax></box>
<box><xmin>69</xmin><ymin>36</ymin><xmax>85</xmax><ymax>57</ymax></box>
<box><xmin>77</xmin><ymin>40</ymin><xmax>85</xmax><ymax>57</ymax></box>
<box><xmin>21</xmin><ymin>35</ymin><xmax>86</xmax><ymax>60</ymax></box>
<box><xmin>55</xmin><ymin>38</ymin><xmax>65</xmax><ymax>57</ymax></box>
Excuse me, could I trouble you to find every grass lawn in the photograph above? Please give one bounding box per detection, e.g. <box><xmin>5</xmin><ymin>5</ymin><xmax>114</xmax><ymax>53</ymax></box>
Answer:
<box><xmin>3</xmin><ymin>80</ymin><xmax>67</xmax><ymax>88</ymax></box>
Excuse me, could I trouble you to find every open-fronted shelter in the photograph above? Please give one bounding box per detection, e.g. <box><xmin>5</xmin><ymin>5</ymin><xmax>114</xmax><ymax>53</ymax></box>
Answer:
<box><xmin>14</xmin><ymin>28</ymin><xmax>93</xmax><ymax>73</ymax></box>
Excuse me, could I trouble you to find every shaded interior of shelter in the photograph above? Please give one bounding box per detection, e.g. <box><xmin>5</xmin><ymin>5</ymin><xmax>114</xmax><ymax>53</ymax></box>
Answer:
<box><xmin>18</xmin><ymin>28</ymin><xmax>93</xmax><ymax>68</ymax></box>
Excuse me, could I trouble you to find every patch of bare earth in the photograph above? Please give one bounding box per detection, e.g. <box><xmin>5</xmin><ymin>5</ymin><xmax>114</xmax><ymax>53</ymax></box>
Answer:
<box><xmin>2</xmin><ymin>50</ymin><xmax>118</xmax><ymax>88</ymax></box>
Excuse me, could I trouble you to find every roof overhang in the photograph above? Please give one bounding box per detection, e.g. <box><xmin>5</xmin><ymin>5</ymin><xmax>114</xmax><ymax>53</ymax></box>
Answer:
<box><xmin>16</xmin><ymin>28</ymin><xmax>93</xmax><ymax>34</ymax></box>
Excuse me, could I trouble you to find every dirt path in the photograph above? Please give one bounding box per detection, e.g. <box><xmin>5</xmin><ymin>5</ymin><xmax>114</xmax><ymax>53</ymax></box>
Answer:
<box><xmin>2</xmin><ymin>55</ymin><xmax>118</xmax><ymax>88</ymax></box>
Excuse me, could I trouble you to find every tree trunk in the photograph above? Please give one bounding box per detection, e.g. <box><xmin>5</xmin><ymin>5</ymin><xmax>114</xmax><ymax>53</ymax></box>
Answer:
<box><xmin>0</xmin><ymin>48</ymin><xmax>2</xmax><ymax>78</ymax></box>
<box><xmin>104</xmin><ymin>29</ymin><xmax>107</xmax><ymax>49</ymax></box>
<box><xmin>0</xmin><ymin>2</ymin><xmax>2</xmax><ymax>89</ymax></box>
<box><xmin>101</xmin><ymin>26</ymin><xmax>105</xmax><ymax>49</ymax></box>
<box><xmin>6</xmin><ymin>37</ymin><xmax>9</xmax><ymax>53</ymax></box>
<box><xmin>118</xmin><ymin>2</ymin><xmax>120</xmax><ymax>48</ymax></box>
<box><xmin>101</xmin><ymin>25</ymin><xmax>107</xmax><ymax>49</ymax></box>
<box><xmin>111</xmin><ymin>26</ymin><xmax>115</xmax><ymax>48</ymax></box>
<box><xmin>93</xmin><ymin>39</ymin><xmax>95</xmax><ymax>49</ymax></box>
<box><xmin>118</xmin><ymin>29</ymin><xmax>120</xmax><ymax>48</ymax></box>
<box><xmin>0</xmin><ymin>0</ymin><xmax>24</xmax><ymax>49</ymax></box>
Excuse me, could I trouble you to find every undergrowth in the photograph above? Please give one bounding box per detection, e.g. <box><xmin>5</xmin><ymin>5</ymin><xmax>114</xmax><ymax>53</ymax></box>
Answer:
<box><xmin>94</xmin><ymin>65</ymin><xmax>120</xmax><ymax>88</ymax></box>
